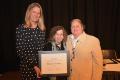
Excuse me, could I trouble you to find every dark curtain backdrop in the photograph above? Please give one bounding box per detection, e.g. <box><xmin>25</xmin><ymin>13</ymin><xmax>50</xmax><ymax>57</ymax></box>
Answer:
<box><xmin>0</xmin><ymin>0</ymin><xmax>120</xmax><ymax>71</ymax></box>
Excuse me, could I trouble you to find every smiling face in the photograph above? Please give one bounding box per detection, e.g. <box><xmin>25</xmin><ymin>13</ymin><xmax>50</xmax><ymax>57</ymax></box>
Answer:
<box><xmin>29</xmin><ymin>7</ymin><xmax>40</xmax><ymax>23</ymax></box>
<box><xmin>71</xmin><ymin>19</ymin><xmax>84</xmax><ymax>38</ymax></box>
<box><xmin>54</xmin><ymin>29</ymin><xmax>64</xmax><ymax>44</ymax></box>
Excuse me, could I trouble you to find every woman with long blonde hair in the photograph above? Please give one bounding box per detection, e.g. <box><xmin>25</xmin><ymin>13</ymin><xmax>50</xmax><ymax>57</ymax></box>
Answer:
<box><xmin>16</xmin><ymin>2</ymin><xmax>47</xmax><ymax>80</ymax></box>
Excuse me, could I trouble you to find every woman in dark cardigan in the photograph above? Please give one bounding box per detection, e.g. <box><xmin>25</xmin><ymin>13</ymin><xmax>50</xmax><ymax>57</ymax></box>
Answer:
<box><xmin>43</xmin><ymin>25</ymin><xmax>68</xmax><ymax>80</ymax></box>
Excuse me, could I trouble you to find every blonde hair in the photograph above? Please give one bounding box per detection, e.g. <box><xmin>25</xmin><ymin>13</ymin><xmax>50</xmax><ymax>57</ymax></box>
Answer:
<box><xmin>25</xmin><ymin>2</ymin><xmax>45</xmax><ymax>31</ymax></box>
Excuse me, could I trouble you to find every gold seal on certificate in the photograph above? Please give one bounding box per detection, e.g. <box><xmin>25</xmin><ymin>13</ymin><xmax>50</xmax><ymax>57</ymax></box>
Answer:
<box><xmin>38</xmin><ymin>51</ymin><xmax>70</xmax><ymax>76</ymax></box>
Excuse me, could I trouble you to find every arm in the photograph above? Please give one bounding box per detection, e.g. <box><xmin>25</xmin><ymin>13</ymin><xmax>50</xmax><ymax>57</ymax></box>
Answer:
<box><xmin>92</xmin><ymin>38</ymin><xmax>103</xmax><ymax>80</ymax></box>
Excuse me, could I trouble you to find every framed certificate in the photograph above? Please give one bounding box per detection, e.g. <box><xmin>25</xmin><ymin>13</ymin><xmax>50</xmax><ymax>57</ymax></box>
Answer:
<box><xmin>38</xmin><ymin>51</ymin><xmax>70</xmax><ymax>77</ymax></box>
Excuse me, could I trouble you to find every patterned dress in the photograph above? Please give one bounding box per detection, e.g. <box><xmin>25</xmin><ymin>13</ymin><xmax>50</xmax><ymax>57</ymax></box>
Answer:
<box><xmin>16</xmin><ymin>25</ymin><xmax>45</xmax><ymax>80</ymax></box>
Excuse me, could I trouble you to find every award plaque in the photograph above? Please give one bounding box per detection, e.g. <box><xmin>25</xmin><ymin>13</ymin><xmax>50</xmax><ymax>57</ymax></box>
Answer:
<box><xmin>38</xmin><ymin>51</ymin><xmax>70</xmax><ymax>76</ymax></box>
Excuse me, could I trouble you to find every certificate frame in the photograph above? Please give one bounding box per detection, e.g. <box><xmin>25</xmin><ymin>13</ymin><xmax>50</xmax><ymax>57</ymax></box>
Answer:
<box><xmin>38</xmin><ymin>51</ymin><xmax>70</xmax><ymax>77</ymax></box>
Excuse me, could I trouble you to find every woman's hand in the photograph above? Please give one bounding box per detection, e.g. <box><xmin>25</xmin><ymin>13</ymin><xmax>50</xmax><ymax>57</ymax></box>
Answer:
<box><xmin>34</xmin><ymin>66</ymin><xmax>41</xmax><ymax>78</ymax></box>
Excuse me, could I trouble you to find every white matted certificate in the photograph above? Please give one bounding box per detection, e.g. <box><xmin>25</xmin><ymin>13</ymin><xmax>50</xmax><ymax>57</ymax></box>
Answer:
<box><xmin>38</xmin><ymin>51</ymin><xmax>70</xmax><ymax>76</ymax></box>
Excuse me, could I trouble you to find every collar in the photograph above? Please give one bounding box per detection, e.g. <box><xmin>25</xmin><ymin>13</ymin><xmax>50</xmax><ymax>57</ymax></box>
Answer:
<box><xmin>69</xmin><ymin>32</ymin><xmax>87</xmax><ymax>43</ymax></box>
